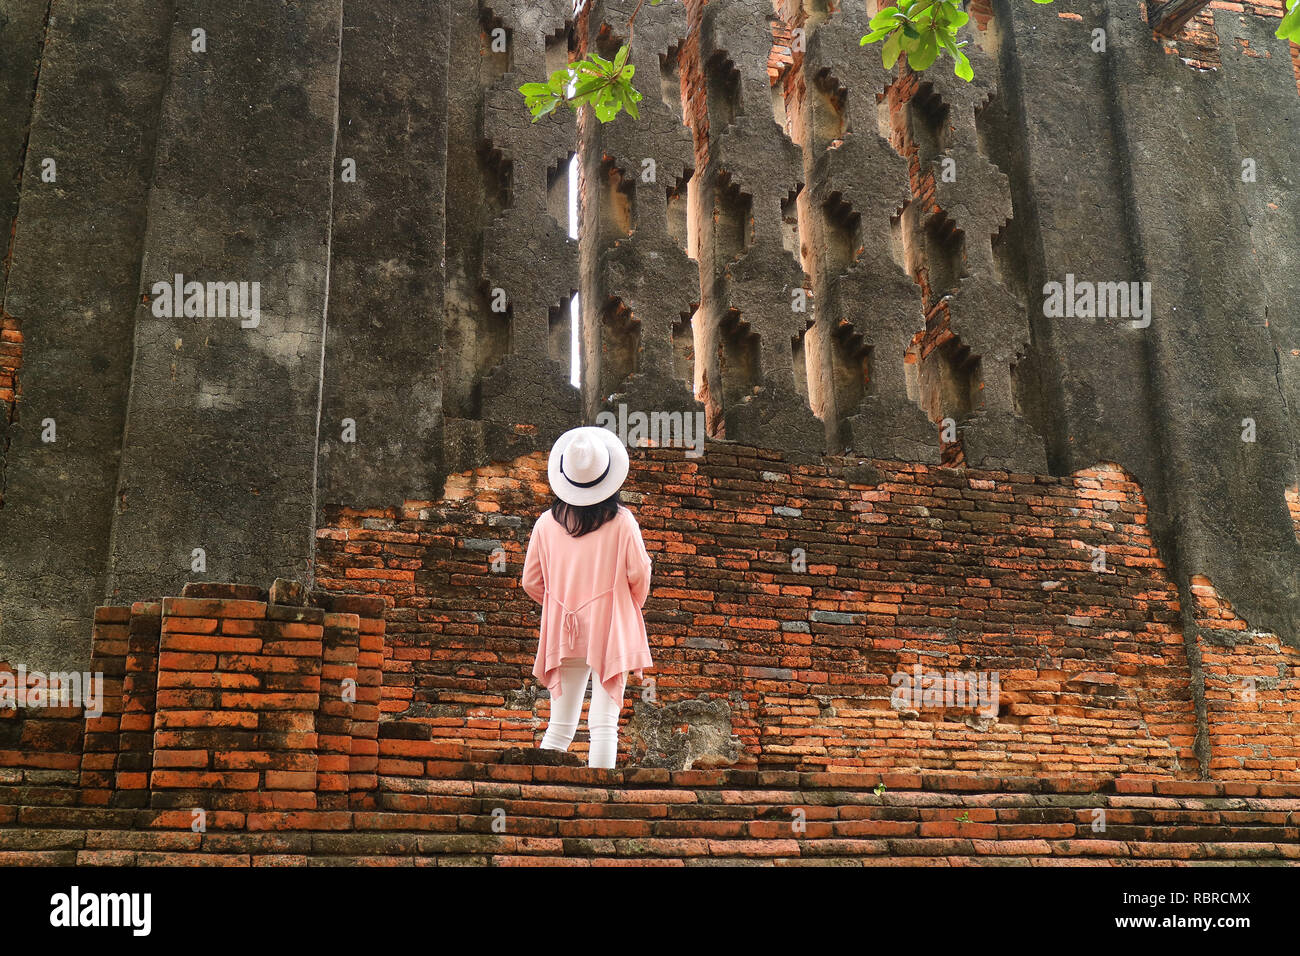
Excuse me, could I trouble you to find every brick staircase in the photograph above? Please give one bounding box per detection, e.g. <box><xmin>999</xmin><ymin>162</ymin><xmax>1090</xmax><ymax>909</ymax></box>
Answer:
<box><xmin>3</xmin><ymin>585</ymin><xmax>1298</xmax><ymax>866</ymax></box>
<box><xmin>3</xmin><ymin>737</ymin><xmax>1298</xmax><ymax>866</ymax></box>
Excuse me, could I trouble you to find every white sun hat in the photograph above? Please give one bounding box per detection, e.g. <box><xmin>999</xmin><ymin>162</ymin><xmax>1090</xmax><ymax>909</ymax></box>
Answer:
<box><xmin>547</xmin><ymin>426</ymin><xmax>630</xmax><ymax>506</ymax></box>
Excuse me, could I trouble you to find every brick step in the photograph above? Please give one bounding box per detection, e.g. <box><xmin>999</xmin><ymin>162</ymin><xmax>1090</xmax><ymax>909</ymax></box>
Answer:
<box><xmin>4</xmin><ymin>756</ymin><xmax>1299</xmax><ymax>865</ymax></box>
<box><xmin>5</xmin><ymin>806</ymin><xmax>1297</xmax><ymax>844</ymax></box>
<box><xmin>378</xmin><ymin>790</ymin><xmax>1300</xmax><ymax>818</ymax></box>
<box><xmin>380</xmin><ymin>778</ymin><xmax>1300</xmax><ymax>810</ymax></box>
<box><xmin>0</xmin><ymin>836</ymin><xmax>1296</xmax><ymax>867</ymax></box>
<box><xmin>3</xmin><ymin>761</ymin><xmax>1298</xmax><ymax>865</ymax></box>
<box><xmin>372</xmin><ymin>742</ymin><xmax>1300</xmax><ymax>798</ymax></box>
<box><xmin>0</xmin><ymin>786</ymin><xmax>85</xmax><ymax>807</ymax></box>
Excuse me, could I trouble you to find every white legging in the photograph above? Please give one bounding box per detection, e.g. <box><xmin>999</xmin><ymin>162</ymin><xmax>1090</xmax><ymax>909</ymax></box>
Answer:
<box><xmin>540</xmin><ymin>658</ymin><xmax>626</xmax><ymax>769</ymax></box>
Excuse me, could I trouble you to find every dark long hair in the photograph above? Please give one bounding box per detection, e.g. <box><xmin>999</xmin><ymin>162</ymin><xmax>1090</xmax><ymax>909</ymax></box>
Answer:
<box><xmin>551</xmin><ymin>490</ymin><xmax>621</xmax><ymax>537</ymax></box>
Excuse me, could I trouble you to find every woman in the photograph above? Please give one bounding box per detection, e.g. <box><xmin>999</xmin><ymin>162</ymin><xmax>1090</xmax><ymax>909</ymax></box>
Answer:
<box><xmin>521</xmin><ymin>425</ymin><xmax>654</xmax><ymax>769</ymax></box>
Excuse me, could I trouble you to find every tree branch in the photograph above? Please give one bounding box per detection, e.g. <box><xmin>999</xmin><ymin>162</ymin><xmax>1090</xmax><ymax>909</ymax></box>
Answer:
<box><xmin>627</xmin><ymin>0</ymin><xmax>646</xmax><ymax>46</ymax></box>
<box><xmin>1146</xmin><ymin>0</ymin><xmax>1213</xmax><ymax>37</ymax></box>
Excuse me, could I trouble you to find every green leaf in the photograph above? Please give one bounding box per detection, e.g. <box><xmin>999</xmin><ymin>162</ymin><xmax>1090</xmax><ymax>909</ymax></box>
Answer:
<box><xmin>618</xmin><ymin>84</ymin><xmax>640</xmax><ymax>120</ymax></box>
<box><xmin>572</xmin><ymin>74</ymin><xmax>607</xmax><ymax>97</ymax></box>
<box><xmin>909</xmin><ymin>30</ymin><xmax>939</xmax><ymax>70</ymax></box>
<box><xmin>882</xmin><ymin>31</ymin><xmax>902</xmax><ymax>68</ymax></box>
<box><xmin>594</xmin><ymin>98</ymin><xmax>620</xmax><ymax>122</ymax></box>
<box><xmin>870</xmin><ymin>6</ymin><xmax>900</xmax><ymax>28</ymax></box>
<box><xmin>530</xmin><ymin>97</ymin><xmax>561</xmax><ymax>121</ymax></box>
<box><xmin>1277</xmin><ymin>4</ymin><xmax>1300</xmax><ymax>39</ymax></box>
<box><xmin>549</xmin><ymin>66</ymin><xmax>574</xmax><ymax>89</ymax></box>
<box><xmin>954</xmin><ymin>49</ymin><xmax>973</xmax><ymax>81</ymax></box>
<box><xmin>518</xmin><ymin>82</ymin><xmax>551</xmax><ymax>96</ymax></box>
<box><xmin>614</xmin><ymin>45</ymin><xmax>629</xmax><ymax>71</ymax></box>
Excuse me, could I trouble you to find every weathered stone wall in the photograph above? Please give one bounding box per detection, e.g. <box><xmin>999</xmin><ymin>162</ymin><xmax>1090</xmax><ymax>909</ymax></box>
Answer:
<box><xmin>0</xmin><ymin>0</ymin><xmax>1297</xmax><ymax>687</ymax></box>
<box><xmin>317</xmin><ymin>0</ymin><xmax>451</xmax><ymax>508</ymax></box>
<box><xmin>1</xmin><ymin>0</ymin><xmax>172</xmax><ymax>669</ymax></box>
<box><xmin>578</xmin><ymin>0</ymin><xmax>702</xmax><ymax>428</ymax></box>
<box><xmin>998</xmin><ymin>0</ymin><xmax>1300</xmax><ymax>704</ymax></box>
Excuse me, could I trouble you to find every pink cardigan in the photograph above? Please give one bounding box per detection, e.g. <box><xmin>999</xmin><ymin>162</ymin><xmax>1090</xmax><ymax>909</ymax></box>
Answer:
<box><xmin>522</xmin><ymin>504</ymin><xmax>654</xmax><ymax>701</ymax></box>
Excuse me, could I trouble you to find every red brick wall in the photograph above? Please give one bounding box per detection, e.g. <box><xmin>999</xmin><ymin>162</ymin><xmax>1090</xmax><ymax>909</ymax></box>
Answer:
<box><xmin>2</xmin><ymin>584</ymin><xmax>387</xmax><ymax>812</ymax></box>
<box><xmin>1190</xmin><ymin>574</ymin><xmax>1300</xmax><ymax>780</ymax></box>
<box><xmin>0</xmin><ymin>314</ymin><xmax>17</xmax><ymax>410</ymax></box>
<box><xmin>76</xmin><ymin>606</ymin><xmax>131</xmax><ymax>805</ymax></box>
<box><xmin>0</xmin><ymin>660</ymin><xmax>84</xmax><ymax>791</ymax></box>
<box><xmin>313</xmin><ymin>444</ymin><xmax>1297</xmax><ymax>781</ymax></box>
<box><xmin>0</xmin><ymin>313</ymin><xmax>18</xmax><ymax>508</ymax></box>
